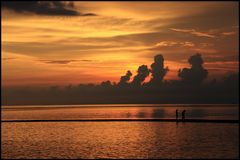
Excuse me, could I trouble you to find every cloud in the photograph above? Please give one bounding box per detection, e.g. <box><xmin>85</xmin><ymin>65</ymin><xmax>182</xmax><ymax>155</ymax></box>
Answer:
<box><xmin>1</xmin><ymin>1</ymin><xmax>97</xmax><ymax>16</ymax></box>
<box><xmin>182</xmin><ymin>42</ymin><xmax>195</xmax><ymax>47</ymax></box>
<box><xmin>204</xmin><ymin>54</ymin><xmax>238</xmax><ymax>62</ymax></box>
<box><xmin>232</xmin><ymin>25</ymin><xmax>239</xmax><ymax>28</ymax></box>
<box><xmin>155</xmin><ymin>41</ymin><xmax>195</xmax><ymax>47</ymax></box>
<box><xmin>2</xmin><ymin>41</ymin><xmax>124</xmax><ymax>58</ymax></box>
<box><xmin>3</xmin><ymin>54</ymin><xmax>238</xmax><ymax>105</ymax></box>
<box><xmin>131</xmin><ymin>65</ymin><xmax>150</xmax><ymax>86</ymax></box>
<box><xmin>178</xmin><ymin>54</ymin><xmax>208</xmax><ymax>84</ymax></box>
<box><xmin>155</xmin><ymin>41</ymin><xmax>178</xmax><ymax>47</ymax></box>
<box><xmin>170</xmin><ymin>28</ymin><xmax>216</xmax><ymax>38</ymax></box>
<box><xmin>169</xmin><ymin>28</ymin><xmax>195</xmax><ymax>33</ymax></box>
<box><xmin>221</xmin><ymin>31</ymin><xmax>236</xmax><ymax>36</ymax></box>
<box><xmin>192</xmin><ymin>31</ymin><xmax>215</xmax><ymax>38</ymax></box>
<box><xmin>39</xmin><ymin>59</ymin><xmax>93</xmax><ymax>64</ymax></box>
<box><xmin>148</xmin><ymin>54</ymin><xmax>169</xmax><ymax>85</ymax></box>
<box><xmin>2</xmin><ymin>57</ymin><xmax>16</xmax><ymax>61</ymax></box>
<box><xmin>40</xmin><ymin>60</ymin><xmax>76</xmax><ymax>64</ymax></box>
<box><xmin>118</xmin><ymin>71</ymin><xmax>132</xmax><ymax>86</ymax></box>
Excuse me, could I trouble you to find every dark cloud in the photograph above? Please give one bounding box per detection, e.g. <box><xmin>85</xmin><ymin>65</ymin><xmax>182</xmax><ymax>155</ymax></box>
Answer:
<box><xmin>118</xmin><ymin>71</ymin><xmax>132</xmax><ymax>86</ymax></box>
<box><xmin>100</xmin><ymin>80</ymin><xmax>112</xmax><ymax>88</ymax></box>
<box><xmin>80</xmin><ymin>59</ymin><xmax>93</xmax><ymax>62</ymax></box>
<box><xmin>131</xmin><ymin>65</ymin><xmax>150</xmax><ymax>86</ymax></box>
<box><xmin>204</xmin><ymin>54</ymin><xmax>239</xmax><ymax>63</ymax></box>
<box><xmin>149</xmin><ymin>54</ymin><xmax>169</xmax><ymax>85</ymax></box>
<box><xmin>223</xmin><ymin>73</ymin><xmax>239</xmax><ymax>89</ymax></box>
<box><xmin>2</xmin><ymin>54</ymin><xmax>238</xmax><ymax>105</ymax></box>
<box><xmin>39</xmin><ymin>59</ymin><xmax>93</xmax><ymax>64</ymax></box>
<box><xmin>1</xmin><ymin>1</ymin><xmax>97</xmax><ymax>16</ymax></box>
<box><xmin>40</xmin><ymin>60</ymin><xmax>76</xmax><ymax>64</ymax></box>
<box><xmin>178</xmin><ymin>54</ymin><xmax>208</xmax><ymax>84</ymax></box>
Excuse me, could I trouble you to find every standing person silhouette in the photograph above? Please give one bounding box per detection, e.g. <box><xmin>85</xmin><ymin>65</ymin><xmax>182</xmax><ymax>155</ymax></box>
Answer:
<box><xmin>176</xmin><ymin>109</ymin><xmax>178</xmax><ymax>120</ymax></box>
<box><xmin>182</xmin><ymin>110</ymin><xmax>186</xmax><ymax>120</ymax></box>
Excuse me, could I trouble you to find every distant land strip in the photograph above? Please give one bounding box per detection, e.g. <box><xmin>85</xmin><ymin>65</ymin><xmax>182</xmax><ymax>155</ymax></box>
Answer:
<box><xmin>1</xmin><ymin>119</ymin><xmax>239</xmax><ymax>123</ymax></box>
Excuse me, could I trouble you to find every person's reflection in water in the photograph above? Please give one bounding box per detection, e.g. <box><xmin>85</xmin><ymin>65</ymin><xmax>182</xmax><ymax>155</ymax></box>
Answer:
<box><xmin>126</xmin><ymin>112</ymin><xmax>131</xmax><ymax>118</ymax></box>
<box><xmin>176</xmin><ymin>109</ymin><xmax>178</xmax><ymax>121</ymax></box>
<box><xmin>182</xmin><ymin>110</ymin><xmax>186</xmax><ymax>120</ymax></box>
<box><xmin>176</xmin><ymin>109</ymin><xmax>179</xmax><ymax>126</ymax></box>
<box><xmin>152</xmin><ymin>109</ymin><xmax>164</xmax><ymax>118</ymax></box>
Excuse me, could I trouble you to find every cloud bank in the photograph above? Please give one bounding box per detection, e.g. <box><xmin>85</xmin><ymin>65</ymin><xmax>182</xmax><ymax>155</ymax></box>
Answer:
<box><xmin>1</xmin><ymin>1</ymin><xmax>96</xmax><ymax>16</ymax></box>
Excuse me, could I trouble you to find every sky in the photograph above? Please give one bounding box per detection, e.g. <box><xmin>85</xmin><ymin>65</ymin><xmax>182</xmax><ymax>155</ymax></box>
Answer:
<box><xmin>2</xmin><ymin>1</ymin><xmax>239</xmax><ymax>87</ymax></box>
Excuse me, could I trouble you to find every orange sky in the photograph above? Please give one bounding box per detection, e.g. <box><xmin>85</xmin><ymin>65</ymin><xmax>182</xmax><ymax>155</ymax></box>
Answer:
<box><xmin>2</xmin><ymin>1</ymin><xmax>239</xmax><ymax>87</ymax></box>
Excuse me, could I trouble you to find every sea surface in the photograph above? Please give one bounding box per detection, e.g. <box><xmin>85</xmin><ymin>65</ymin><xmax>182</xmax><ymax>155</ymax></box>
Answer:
<box><xmin>1</xmin><ymin>104</ymin><xmax>239</xmax><ymax>159</ymax></box>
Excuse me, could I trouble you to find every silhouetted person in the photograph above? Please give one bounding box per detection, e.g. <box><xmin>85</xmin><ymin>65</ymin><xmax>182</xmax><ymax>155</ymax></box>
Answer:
<box><xmin>182</xmin><ymin>110</ymin><xmax>186</xmax><ymax>120</ymax></box>
<box><xmin>176</xmin><ymin>109</ymin><xmax>178</xmax><ymax>120</ymax></box>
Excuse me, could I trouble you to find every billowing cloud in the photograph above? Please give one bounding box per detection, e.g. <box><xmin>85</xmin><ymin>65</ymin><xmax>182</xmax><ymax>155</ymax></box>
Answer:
<box><xmin>131</xmin><ymin>65</ymin><xmax>150</xmax><ymax>86</ymax></box>
<box><xmin>1</xmin><ymin>1</ymin><xmax>96</xmax><ymax>16</ymax></box>
<box><xmin>178</xmin><ymin>54</ymin><xmax>208</xmax><ymax>84</ymax></box>
<box><xmin>118</xmin><ymin>70</ymin><xmax>132</xmax><ymax>86</ymax></box>
<box><xmin>149</xmin><ymin>54</ymin><xmax>169</xmax><ymax>85</ymax></box>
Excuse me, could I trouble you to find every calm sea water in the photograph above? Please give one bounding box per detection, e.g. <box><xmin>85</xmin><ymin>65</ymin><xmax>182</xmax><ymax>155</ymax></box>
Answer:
<box><xmin>1</xmin><ymin>104</ymin><xmax>239</xmax><ymax>159</ymax></box>
<box><xmin>2</xmin><ymin>104</ymin><xmax>239</xmax><ymax>120</ymax></box>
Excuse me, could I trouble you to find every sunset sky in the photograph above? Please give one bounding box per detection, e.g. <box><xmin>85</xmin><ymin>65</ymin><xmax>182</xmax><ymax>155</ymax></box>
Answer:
<box><xmin>2</xmin><ymin>1</ymin><xmax>239</xmax><ymax>87</ymax></box>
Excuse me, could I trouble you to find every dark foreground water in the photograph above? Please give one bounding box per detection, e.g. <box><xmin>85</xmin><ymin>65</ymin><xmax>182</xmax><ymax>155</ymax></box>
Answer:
<box><xmin>1</xmin><ymin>104</ymin><xmax>239</xmax><ymax>159</ymax></box>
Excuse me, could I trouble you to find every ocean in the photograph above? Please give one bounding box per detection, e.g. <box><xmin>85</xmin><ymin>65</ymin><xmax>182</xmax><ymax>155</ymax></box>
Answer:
<box><xmin>1</xmin><ymin>104</ymin><xmax>239</xmax><ymax>159</ymax></box>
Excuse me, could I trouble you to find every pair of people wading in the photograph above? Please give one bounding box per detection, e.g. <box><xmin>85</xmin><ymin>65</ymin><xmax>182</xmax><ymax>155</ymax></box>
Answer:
<box><xmin>176</xmin><ymin>109</ymin><xmax>186</xmax><ymax>121</ymax></box>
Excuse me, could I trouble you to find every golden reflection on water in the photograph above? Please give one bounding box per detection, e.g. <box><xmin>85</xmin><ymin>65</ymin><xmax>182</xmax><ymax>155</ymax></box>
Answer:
<box><xmin>1</xmin><ymin>105</ymin><xmax>239</xmax><ymax>158</ymax></box>
<box><xmin>2</xmin><ymin>122</ymin><xmax>239</xmax><ymax>159</ymax></box>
